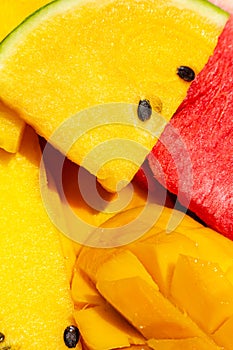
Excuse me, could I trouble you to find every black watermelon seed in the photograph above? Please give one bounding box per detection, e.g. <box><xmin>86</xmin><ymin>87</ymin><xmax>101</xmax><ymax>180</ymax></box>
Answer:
<box><xmin>137</xmin><ymin>99</ymin><xmax>152</xmax><ymax>121</ymax></box>
<box><xmin>0</xmin><ymin>332</ymin><xmax>5</xmax><ymax>343</ymax></box>
<box><xmin>63</xmin><ymin>325</ymin><xmax>80</xmax><ymax>348</ymax></box>
<box><xmin>177</xmin><ymin>66</ymin><xmax>195</xmax><ymax>82</ymax></box>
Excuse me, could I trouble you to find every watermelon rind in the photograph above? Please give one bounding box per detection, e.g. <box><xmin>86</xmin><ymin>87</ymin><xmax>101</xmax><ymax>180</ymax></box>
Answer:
<box><xmin>168</xmin><ymin>0</ymin><xmax>229</xmax><ymax>23</ymax></box>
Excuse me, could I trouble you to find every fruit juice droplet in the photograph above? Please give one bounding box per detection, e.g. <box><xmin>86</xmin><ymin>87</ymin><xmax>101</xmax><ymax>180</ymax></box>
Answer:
<box><xmin>137</xmin><ymin>99</ymin><xmax>152</xmax><ymax>121</ymax></box>
<box><xmin>63</xmin><ymin>325</ymin><xmax>80</xmax><ymax>348</ymax></box>
<box><xmin>177</xmin><ymin>66</ymin><xmax>195</xmax><ymax>82</ymax></box>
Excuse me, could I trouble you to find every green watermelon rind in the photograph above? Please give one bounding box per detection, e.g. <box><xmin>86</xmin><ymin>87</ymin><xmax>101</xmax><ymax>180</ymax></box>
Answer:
<box><xmin>0</xmin><ymin>0</ymin><xmax>229</xmax><ymax>62</ymax></box>
<box><xmin>0</xmin><ymin>0</ymin><xmax>92</xmax><ymax>55</ymax></box>
<box><xmin>169</xmin><ymin>0</ymin><xmax>229</xmax><ymax>22</ymax></box>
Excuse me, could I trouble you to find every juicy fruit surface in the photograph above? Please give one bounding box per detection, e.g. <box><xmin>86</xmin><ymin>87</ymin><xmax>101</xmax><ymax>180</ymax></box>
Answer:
<box><xmin>0</xmin><ymin>0</ymin><xmax>228</xmax><ymax>191</ymax></box>
<box><xmin>147</xmin><ymin>15</ymin><xmax>233</xmax><ymax>239</ymax></box>
<box><xmin>0</xmin><ymin>127</ymin><xmax>75</xmax><ymax>349</ymax></box>
<box><xmin>73</xmin><ymin>205</ymin><xmax>233</xmax><ymax>349</ymax></box>
<box><xmin>0</xmin><ymin>0</ymin><xmax>52</xmax><ymax>153</ymax></box>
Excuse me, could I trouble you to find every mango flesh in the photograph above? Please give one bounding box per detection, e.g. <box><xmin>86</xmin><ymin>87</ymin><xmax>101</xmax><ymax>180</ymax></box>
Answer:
<box><xmin>170</xmin><ymin>254</ymin><xmax>233</xmax><ymax>334</ymax></box>
<box><xmin>96</xmin><ymin>250</ymin><xmax>158</xmax><ymax>289</ymax></box>
<box><xmin>129</xmin><ymin>227</ymin><xmax>233</xmax><ymax>297</ymax></box>
<box><xmin>0</xmin><ymin>0</ymin><xmax>52</xmax><ymax>153</ymax></box>
<box><xmin>129</xmin><ymin>231</ymin><xmax>198</xmax><ymax>296</ymax></box>
<box><xmin>73</xmin><ymin>204</ymin><xmax>233</xmax><ymax>349</ymax></box>
<box><xmin>97</xmin><ymin>276</ymin><xmax>205</xmax><ymax>340</ymax></box>
<box><xmin>74</xmin><ymin>304</ymin><xmax>145</xmax><ymax>350</ymax></box>
<box><xmin>71</xmin><ymin>268</ymin><xmax>104</xmax><ymax>308</ymax></box>
<box><xmin>147</xmin><ymin>338</ymin><xmax>220</xmax><ymax>350</ymax></box>
<box><xmin>212</xmin><ymin>313</ymin><xmax>233</xmax><ymax>350</ymax></box>
<box><xmin>0</xmin><ymin>126</ymin><xmax>76</xmax><ymax>349</ymax></box>
<box><xmin>0</xmin><ymin>0</ymin><xmax>228</xmax><ymax>191</ymax></box>
<box><xmin>176</xmin><ymin>226</ymin><xmax>233</xmax><ymax>272</ymax></box>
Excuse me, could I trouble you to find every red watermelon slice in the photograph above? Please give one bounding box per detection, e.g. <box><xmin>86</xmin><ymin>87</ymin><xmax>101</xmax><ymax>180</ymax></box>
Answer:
<box><xmin>146</xmin><ymin>16</ymin><xmax>233</xmax><ymax>239</ymax></box>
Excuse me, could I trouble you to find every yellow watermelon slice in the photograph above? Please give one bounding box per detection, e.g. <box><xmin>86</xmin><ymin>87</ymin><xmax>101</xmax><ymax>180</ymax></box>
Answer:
<box><xmin>0</xmin><ymin>126</ymin><xmax>81</xmax><ymax>350</ymax></box>
<box><xmin>0</xmin><ymin>0</ymin><xmax>229</xmax><ymax>191</ymax></box>
<box><xmin>0</xmin><ymin>0</ymin><xmax>52</xmax><ymax>153</ymax></box>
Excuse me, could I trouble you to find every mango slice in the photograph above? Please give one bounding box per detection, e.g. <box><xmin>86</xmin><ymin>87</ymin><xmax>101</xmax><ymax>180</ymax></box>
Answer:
<box><xmin>76</xmin><ymin>246</ymin><xmax>119</xmax><ymax>284</ymax></box>
<box><xmin>171</xmin><ymin>255</ymin><xmax>233</xmax><ymax>334</ymax></box>
<box><xmin>0</xmin><ymin>0</ymin><xmax>228</xmax><ymax>190</ymax></box>
<box><xmin>225</xmin><ymin>263</ymin><xmax>233</xmax><ymax>284</ymax></box>
<box><xmin>129</xmin><ymin>231</ymin><xmax>198</xmax><ymax>296</ymax></box>
<box><xmin>212</xmin><ymin>314</ymin><xmax>233</xmax><ymax>350</ymax></box>
<box><xmin>97</xmin><ymin>276</ymin><xmax>205</xmax><ymax>340</ymax></box>
<box><xmin>96</xmin><ymin>250</ymin><xmax>158</xmax><ymax>289</ymax></box>
<box><xmin>74</xmin><ymin>304</ymin><xmax>145</xmax><ymax>350</ymax></box>
<box><xmin>0</xmin><ymin>126</ymin><xmax>75</xmax><ymax>349</ymax></box>
<box><xmin>72</xmin><ymin>204</ymin><xmax>233</xmax><ymax>348</ymax></box>
<box><xmin>71</xmin><ymin>268</ymin><xmax>104</xmax><ymax>309</ymax></box>
<box><xmin>176</xmin><ymin>226</ymin><xmax>233</xmax><ymax>272</ymax></box>
<box><xmin>147</xmin><ymin>337</ymin><xmax>221</xmax><ymax>350</ymax></box>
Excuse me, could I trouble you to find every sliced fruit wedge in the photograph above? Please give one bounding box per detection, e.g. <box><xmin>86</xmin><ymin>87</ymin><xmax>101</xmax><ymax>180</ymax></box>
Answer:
<box><xmin>96</xmin><ymin>276</ymin><xmax>206</xmax><ymax>339</ymax></box>
<box><xmin>74</xmin><ymin>304</ymin><xmax>145</xmax><ymax>350</ymax></box>
<box><xmin>73</xmin><ymin>205</ymin><xmax>233</xmax><ymax>348</ymax></box>
<box><xmin>0</xmin><ymin>0</ymin><xmax>229</xmax><ymax>191</ymax></box>
<box><xmin>170</xmin><ymin>254</ymin><xmax>233</xmax><ymax>334</ymax></box>
<box><xmin>213</xmin><ymin>313</ymin><xmax>233</xmax><ymax>350</ymax></box>
<box><xmin>0</xmin><ymin>126</ymin><xmax>77</xmax><ymax>350</ymax></box>
<box><xmin>0</xmin><ymin>0</ymin><xmax>52</xmax><ymax>153</ymax></box>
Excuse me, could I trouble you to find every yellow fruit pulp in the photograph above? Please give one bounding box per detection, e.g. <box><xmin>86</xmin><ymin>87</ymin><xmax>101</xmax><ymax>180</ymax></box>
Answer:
<box><xmin>129</xmin><ymin>231</ymin><xmax>198</xmax><ymax>296</ymax></box>
<box><xmin>74</xmin><ymin>304</ymin><xmax>145</xmax><ymax>350</ymax></box>
<box><xmin>0</xmin><ymin>100</ymin><xmax>25</xmax><ymax>153</ymax></box>
<box><xmin>213</xmin><ymin>313</ymin><xmax>233</xmax><ymax>349</ymax></box>
<box><xmin>0</xmin><ymin>126</ymin><xmax>76</xmax><ymax>350</ymax></box>
<box><xmin>0</xmin><ymin>0</ymin><xmax>228</xmax><ymax>191</ymax></box>
<box><xmin>171</xmin><ymin>255</ymin><xmax>233</xmax><ymax>334</ymax></box>
<box><xmin>147</xmin><ymin>338</ymin><xmax>220</xmax><ymax>350</ymax></box>
<box><xmin>97</xmin><ymin>276</ymin><xmax>205</xmax><ymax>339</ymax></box>
<box><xmin>0</xmin><ymin>0</ymin><xmax>52</xmax><ymax>153</ymax></box>
<box><xmin>96</xmin><ymin>249</ymin><xmax>159</xmax><ymax>290</ymax></box>
<box><xmin>74</xmin><ymin>204</ymin><xmax>233</xmax><ymax>349</ymax></box>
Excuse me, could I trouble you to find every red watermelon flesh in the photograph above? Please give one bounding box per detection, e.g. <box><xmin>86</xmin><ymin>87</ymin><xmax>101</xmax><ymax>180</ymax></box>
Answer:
<box><xmin>147</xmin><ymin>16</ymin><xmax>233</xmax><ymax>239</ymax></box>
